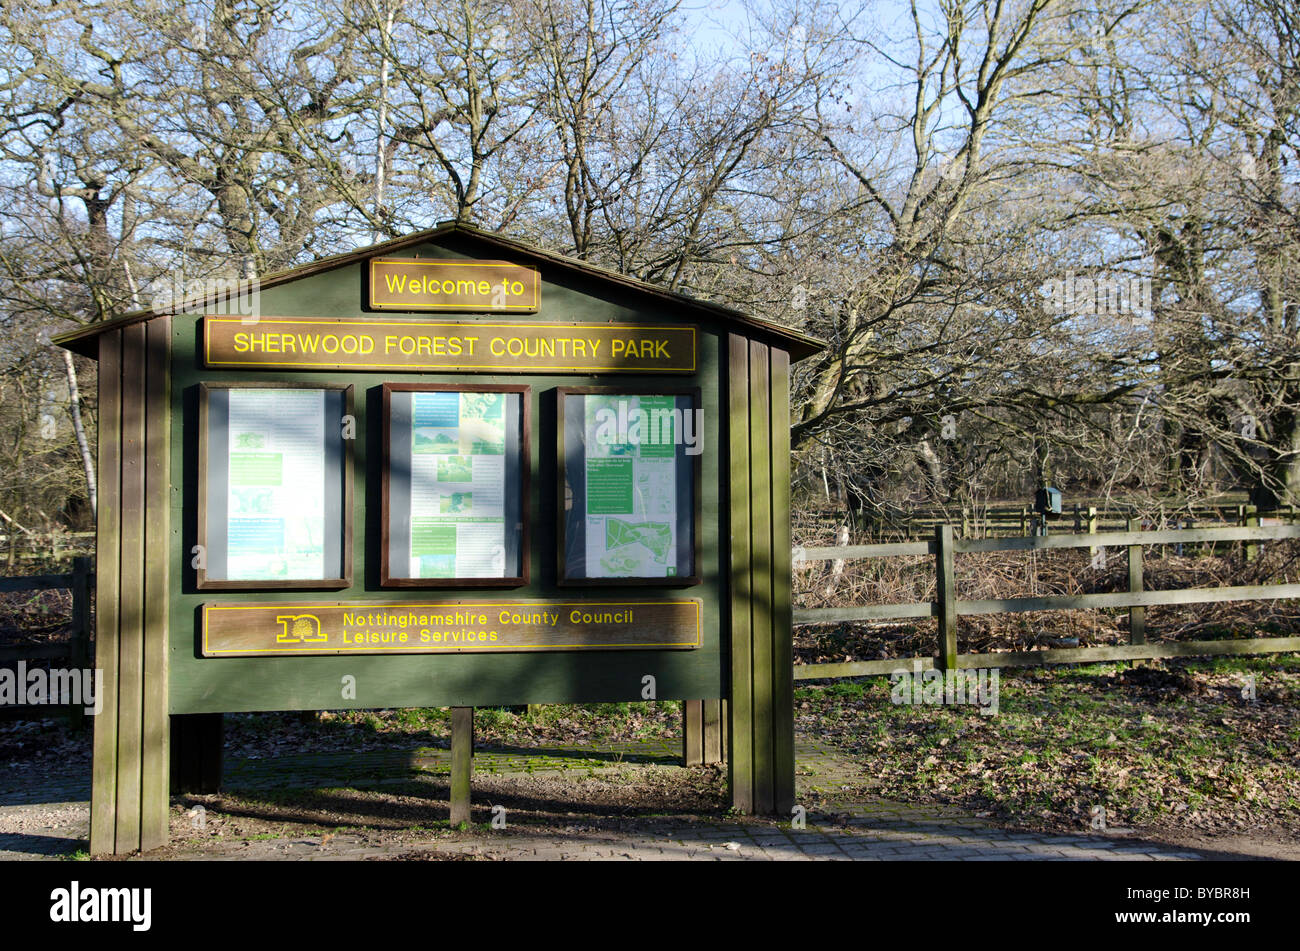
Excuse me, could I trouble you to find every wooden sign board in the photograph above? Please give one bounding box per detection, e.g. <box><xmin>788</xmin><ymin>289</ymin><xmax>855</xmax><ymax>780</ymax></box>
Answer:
<box><xmin>202</xmin><ymin>599</ymin><xmax>702</xmax><ymax>656</ymax></box>
<box><xmin>369</xmin><ymin>259</ymin><xmax>539</xmax><ymax>312</ymax></box>
<box><xmin>204</xmin><ymin>317</ymin><xmax>697</xmax><ymax>373</ymax></box>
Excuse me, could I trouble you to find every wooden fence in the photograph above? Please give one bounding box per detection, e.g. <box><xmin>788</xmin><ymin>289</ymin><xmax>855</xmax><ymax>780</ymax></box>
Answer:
<box><xmin>822</xmin><ymin>501</ymin><xmax>1298</xmax><ymax>542</ymax></box>
<box><xmin>0</xmin><ymin>556</ymin><xmax>94</xmax><ymax>727</ymax></box>
<box><xmin>793</xmin><ymin>522</ymin><xmax>1300</xmax><ymax>680</ymax></box>
<box><xmin>0</xmin><ymin>530</ymin><xmax>95</xmax><ymax>566</ymax></box>
<box><xmin>5</xmin><ymin>535</ymin><xmax>1298</xmax><ymax>705</ymax></box>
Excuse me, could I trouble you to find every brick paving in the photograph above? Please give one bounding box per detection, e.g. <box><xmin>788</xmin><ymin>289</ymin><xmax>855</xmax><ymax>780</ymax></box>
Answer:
<box><xmin>0</xmin><ymin>738</ymin><xmax>1209</xmax><ymax>861</ymax></box>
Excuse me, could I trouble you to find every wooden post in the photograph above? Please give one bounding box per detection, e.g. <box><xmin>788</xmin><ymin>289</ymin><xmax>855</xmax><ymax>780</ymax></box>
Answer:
<box><xmin>683</xmin><ymin>699</ymin><xmax>703</xmax><ymax>766</ymax></box>
<box><xmin>170</xmin><ymin>713</ymin><xmax>223</xmax><ymax>794</ymax></box>
<box><xmin>1073</xmin><ymin>503</ymin><xmax>1082</xmax><ymax>533</ymax></box>
<box><xmin>1019</xmin><ymin>507</ymin><xmax>1028</xmax><ymax>537</ymax></box>
<box><xmin>1236</xmin><ymin>504</ymin><xmax>1245</xmax><ymax>561</ymax></box>
<box><xmin>68</xmin><ymin>556</ymin><xmax>91</xmax><ymax>731</ymax></box>
<box><xmin>450</xmin><ymin>706</ymin><xmax>473</xmax><ymax>827</ymax></box>
<box><xmin>961</xmin><ymin>508</ymin><xmax>970</xmax><ymax>539</ymax></box>
<box><xmin>113</xmin><ymin>324</ymin><xmax>147</xmax><ymax>853</ymax></box>
<box><xmin>726</xmin><ymin>335</ymin><xmax>793</xmax><ymax>815</ymax></box>
<box><xmin>770</xmin><ymin>350</ymin><xmax>795</xmax><ymax>816</ymax></box>
<box><xmin>140</xmin><ymin>320</ymin><xmax>171</xmax><ymax>853</ymax></box>
<box><xmin>1087</xmin><ymin>506</ymin><xmax>1098</xmax><ymax>555</ymax></box>
<box><xmin>1127</xmin><ymin>518</ymin><xmax>1145</xmax><ymax>666</ymax></box>
<box><xmin>704</xmin><ymin>698</ymin><xmax>725</xmax><ymax>765</ymax></box>
<box><xmin>1244</xmin><ymin>505</ymin><xmax>1260</xmax><ymax>562</ymax></box>
<box><xmin>89</xmin><ymin>330</ymin><xmax>122</xmax><ymax>856</ymax></box>
<box><xmin>747</xmin><ymin>341</ymin><xmax>775</xmax><ymax>815</ymax></box>
<box><xmin>935</xmin><ymin>525</ymin><xmax>958</xmax><ymax>671</ymax></box>
<box><xmin>683</xmin><ymin>698</ymin><xmax>725</xmax><ymax>766</ymax></box>
<box><xmin>89</xmin><ymin>320</ymin><xmax>172</xmax><ymax>855</ymax></box>
<box><xmin>728</xmin><ymin>336</ymin><xmax>754</xmax><ymax>813</ymax></box>
<box><xmin>1159</xmin><ymin>503</ymin><xmax>1167</xmax><ymax>558</ymax></box>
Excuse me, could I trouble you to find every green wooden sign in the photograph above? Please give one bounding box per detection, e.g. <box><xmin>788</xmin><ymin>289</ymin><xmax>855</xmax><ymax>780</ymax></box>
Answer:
<box><xmin>53</xmin><ymin>221</ymin><xmax>822</xmax><ymax>853</ymax></box>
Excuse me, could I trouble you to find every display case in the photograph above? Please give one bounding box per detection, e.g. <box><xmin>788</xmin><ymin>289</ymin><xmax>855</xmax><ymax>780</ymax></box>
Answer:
<box><xmin>197</xmin><ymin>382</ymin><xmax>353</xmax><ymax>589</ymax></box>
<box><xmin>557</xmin><ymin>386</ymin><xmax>700</xmax><ymax>586</ymax></box>
<box><xmin>381</xmin><ymin>383</ymin><xmax>529</xmax><ymax>586</ymax></box>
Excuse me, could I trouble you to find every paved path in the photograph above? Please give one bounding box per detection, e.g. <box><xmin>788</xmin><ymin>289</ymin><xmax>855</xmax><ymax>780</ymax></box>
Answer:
<box><xmin>0</xmin><ymin>739</ymin><xmax>1206</xmax><ymax>861</ymax></box>
<box><xmin>153</xmin><ymin>812</ymin><xmax>1201</xmax><ymax>861</ymax></box>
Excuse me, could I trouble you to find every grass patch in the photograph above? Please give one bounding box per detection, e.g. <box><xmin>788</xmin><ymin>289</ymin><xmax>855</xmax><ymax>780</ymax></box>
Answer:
<box><xmin>220</xmin><ymin>700</ymin><xmax>682</xmax><ymax>757</ymax></box>
<box><xmin>795</xmin><ymin>657</ymin><xmax>1300</xmax><ymax>835</ymax></box>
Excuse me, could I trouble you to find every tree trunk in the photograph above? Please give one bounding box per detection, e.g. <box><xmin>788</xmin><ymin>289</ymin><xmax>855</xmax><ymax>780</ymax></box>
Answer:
<box><xmin>63</xmin><ymin>350</ymin><xmax>97</xmax><ymax>518</ymax></box>
<box><xmin>1261</xmin><ymin>375</ymin><xmax>1300</xmax><ymax>507</ymax></box>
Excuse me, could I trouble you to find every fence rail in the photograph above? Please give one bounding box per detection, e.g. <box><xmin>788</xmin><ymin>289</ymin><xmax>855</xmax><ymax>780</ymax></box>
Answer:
<box><xmin>4</xmin><ymin>536</ymin><xmax>1297</xmax><ymax>697</ymax></box>
<box><xmin>813</xmin><ymin>500</ymin><xmax>1298</xmax><ymax>542</ymax></box>
<box><xmin>0</xmin><ymin>530</ymin><xmax>96</xmax><ymax>566</ymax></box>
<box><xmin>0</xmin><ymin>557</ymin><xmax>94</xmax><ymax>726</ymax></box>
<box><xmin>793</xmin><ymin>522</ymin><xmax>1300</xmax><ymax>680</ymax></box>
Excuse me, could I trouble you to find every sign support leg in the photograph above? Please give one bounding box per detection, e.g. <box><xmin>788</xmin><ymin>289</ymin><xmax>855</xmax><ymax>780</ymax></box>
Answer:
<box><xmin>727</xmin><ymin>335</ymin><xmax>794</xmax><ymax>814</ymax></box>
<box><xmin>170</xmin><ymin>713</ymin><xmax>223</xmax><ymax>794</ymax></box>
<box><xmin>450</xmin><ymin>706</ymin><xmax>473</xmax><ymax>827</ymax></box>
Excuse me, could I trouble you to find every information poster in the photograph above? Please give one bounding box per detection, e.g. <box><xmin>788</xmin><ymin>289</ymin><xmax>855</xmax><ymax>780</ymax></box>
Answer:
<box><xmin>225</xmin><ymin>388</ymin><xmax>327</xmax><ymax>580</ymax></box>
<box><xmin>409</xmin><ymin>391</ymin><xmax>508</xmax><ymax>578</ymax></box>
<box><xmin>579</xmin><ymin>395</ymin><xmax>683</xmax><ymax>579</ymax></box>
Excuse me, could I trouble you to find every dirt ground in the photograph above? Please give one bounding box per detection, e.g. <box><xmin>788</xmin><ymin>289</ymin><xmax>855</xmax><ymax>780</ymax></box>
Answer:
<box><xmin>2</xmin><ymin>656</ymin><xmax>1298</xmax><ymax>860</ymax></box>
<box><xmin>147</xmin><ymin>766</ymin><xmax>733</xmax><ymax>860</ymax></box>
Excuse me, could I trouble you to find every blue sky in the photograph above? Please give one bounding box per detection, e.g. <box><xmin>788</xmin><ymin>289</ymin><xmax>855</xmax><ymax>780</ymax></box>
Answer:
<box><xmin>680</xmin><ymin>0</ymin><xmax>754</xmax><ymax>53</ymax></box>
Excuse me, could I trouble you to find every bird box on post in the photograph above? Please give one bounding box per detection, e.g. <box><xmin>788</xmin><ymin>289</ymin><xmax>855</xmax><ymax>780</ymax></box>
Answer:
<box><xmin>1035</xmin><ymin>486</ymin><xmax>1062</xmax><ymax>516</ymax></box>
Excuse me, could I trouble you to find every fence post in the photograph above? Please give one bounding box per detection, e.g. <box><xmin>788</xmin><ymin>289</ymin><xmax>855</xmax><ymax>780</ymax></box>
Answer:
<box><xmin>1087</xmin><ymin>506</ymin><xmax>1098</xmax><ymax>555</ymax></box>
<box><xmin>1127</xmin><ymin>518</ymin><xmax>1145</xmax><ymax>666</ymax></box>
<box><xmin>935</xmin><ymin>525</ymin><xmax>958</xmax><ymax>671</ymax></box>
<box><xmin>1019</xmin><ymin>507</ymin><xmax>1027</xmax><ymax>537</ymax></box>
<box><xmin>1073</xmin><ymin>503</ymin><xmax>1082</xmax><ymax>533</ymax></box>
<box><xmin>1235</xmin><ymin>504</ymin><xmax>1245</xmax><ymax>561</ymax></box>
<box><xmin>69</xmin><ymin>556</ymin><xmax>92</xmax><ymax>731</ymax></box>
<box><xmin>1243</xmin><ymin>505</ymin><xmax>1260</xmax><ymax>562</ymax></box>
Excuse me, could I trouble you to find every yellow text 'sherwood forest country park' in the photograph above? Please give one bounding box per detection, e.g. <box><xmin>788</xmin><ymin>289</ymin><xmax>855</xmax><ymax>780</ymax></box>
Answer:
<box><xmin>205</xmin><ymin>317</ymin><xmax>698</xmax><ymax>373</ymax></box>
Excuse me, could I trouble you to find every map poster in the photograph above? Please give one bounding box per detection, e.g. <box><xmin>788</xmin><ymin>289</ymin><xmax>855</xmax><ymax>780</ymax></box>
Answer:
<box><xmin>580</xmin><ymin>395</ymin><xmax>683</xmax><ymax>578</ymax></box>
<box><xmin>225</xmin><ymin>388</ymin><xmax>327</xmax><ymax>580</ymax></box>
<box><xmin>409</xmin><ymin>391</ymin><xmax>508</xmax><ymax>578</ymax></box>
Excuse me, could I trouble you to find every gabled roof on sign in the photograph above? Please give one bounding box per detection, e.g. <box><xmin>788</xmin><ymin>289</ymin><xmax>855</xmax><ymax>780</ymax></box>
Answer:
<box><xmin>52</xmin><ymin>220</ymin><xmax>825</xmax><ymax>361</ymax></box>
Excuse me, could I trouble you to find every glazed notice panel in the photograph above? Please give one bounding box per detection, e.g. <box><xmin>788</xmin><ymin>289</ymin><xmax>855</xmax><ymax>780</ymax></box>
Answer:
<box><xmin>196</xmin><ymin>383</ymin><xmax>353</xmax><ymax>590</ymax></box>
<box><xmin>381</xmin><ymin>384</ymin><xmax>530</xmax><ymax>587</ymax></box>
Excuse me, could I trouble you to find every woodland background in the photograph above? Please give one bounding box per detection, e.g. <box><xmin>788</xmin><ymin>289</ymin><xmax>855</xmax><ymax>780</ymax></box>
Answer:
<box><xmin>1</xmin><ymin>0</ymin><xmax>1297</xmax><ymax>538</ymax></box>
